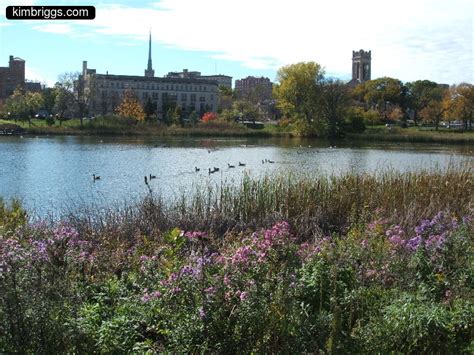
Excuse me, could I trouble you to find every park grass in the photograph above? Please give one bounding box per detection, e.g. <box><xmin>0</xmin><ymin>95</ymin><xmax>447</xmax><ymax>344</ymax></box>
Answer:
<box><xmin>348</xmin><ymin>125</ymin><xmax>474</xmax><ymax>144</ymax></box>
<box><xmin>0</xmin><ymin>118</ymin><xmax>291</xmax><ymax>138</ymax></box>
<box><xmin>2</xmin><ymin>118</ymin><xmax>473</xmax><ymax>144</ymax></box>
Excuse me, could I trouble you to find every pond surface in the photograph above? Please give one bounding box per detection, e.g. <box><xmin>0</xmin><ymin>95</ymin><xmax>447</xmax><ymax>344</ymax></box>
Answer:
<box><xmin>1</xmin><ymin>135</ymin><xmax>472</xmax><ymax>216</ymax></box>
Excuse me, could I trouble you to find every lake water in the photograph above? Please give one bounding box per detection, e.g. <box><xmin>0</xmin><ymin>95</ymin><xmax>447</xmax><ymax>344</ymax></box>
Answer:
<box><xmin>1</xmin><ymin>135</ymin><xmax>472</xmax><ymax>216</ymax></box>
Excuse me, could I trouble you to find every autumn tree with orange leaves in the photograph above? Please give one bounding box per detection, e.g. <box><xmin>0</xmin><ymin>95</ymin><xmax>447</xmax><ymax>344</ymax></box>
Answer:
<box><xmin>116</xmin><ymin>90</ymin><xmax>145</xmax><ymax>121</ymax></box>
<box><xmin>202</xmin><ymin>112</ymin><xmax>218</xmax><ymax>122</ymax></box>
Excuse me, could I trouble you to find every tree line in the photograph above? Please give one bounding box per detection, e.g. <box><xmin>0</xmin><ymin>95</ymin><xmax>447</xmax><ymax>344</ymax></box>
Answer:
<box><xmin>1</xmin><ymin>63</ymin><xmax>472</xmax><ymax>137</ymax></box>
<box><xmin>272</xmin><ymin>62</ymin><xmax>473</xmax><ymax>137</ymax></box>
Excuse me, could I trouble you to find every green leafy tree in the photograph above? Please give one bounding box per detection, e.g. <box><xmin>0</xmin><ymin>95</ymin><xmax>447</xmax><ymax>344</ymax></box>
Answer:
<box><xmin>4</xmin><ymin>88</ymin><xmax>43</xmax><ymax>125</ymax></box>
<box><xmin>218</xmin><ymin>86</ymin><xmax>234</xmax><ymax>112</ymax></box>
<box><xmin>188</xmin><ymin>110</ymin><xmax>199</xmax><ymax>125</ymax></box>
<box><xmin>144</xmin><ymin>97</ymin><xmax>156</xmax><ymax>122</ymax></box>
<box><xmin>273</xmin><ymin>62</ymin><xmax>324</xmax><ymax>135</ymax></box>
<box><xmin>171</xmin><ymin>105</ymin><xmax>184</xmax><ymax>127</ymax></box>
<box><xmin>41</xmin><ymin>87</ymin><xmax>57</xmax><ymax>114</ymax></box>
<box><xmin>232</xmin><ymin>99</ymin><xmax>260</xmax><ymax>122</ymax></box>
<box><xmin>405</xmin><ymin>80</ymin><xmax>440</xmax><ymax>124</ymax></box>
<box><xmin>53</xmin><ymin>87</ymin><xmax>76</xmax><ymax>126</ymax></box>
<box><xmin>355</xmin><ymin>77</ymin><xmax>407</xmax><ymax>122</ymax></box>
<box><xmin>319</xmin><ymin>79</ymin><xmax>351</xmax><ymax>138</ymax></box>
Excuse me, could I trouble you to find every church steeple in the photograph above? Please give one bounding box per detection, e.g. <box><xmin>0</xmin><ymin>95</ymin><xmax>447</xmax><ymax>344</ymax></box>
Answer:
<box><xmin>145</xmin><ymin>30</ymin><xmax>155</xmax><ymax>77</ymax></box>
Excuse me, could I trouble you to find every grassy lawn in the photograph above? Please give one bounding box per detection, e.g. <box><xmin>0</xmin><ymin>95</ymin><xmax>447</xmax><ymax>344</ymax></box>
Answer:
<box><xmin>349</xmin><ymin>125</ymin><xmax>474</xmax><ymax>144</ymax></box>
<box><xmin>2</xmin><ymin>118</ymin><xmax>473</xmax><ymax>143</ymax></box>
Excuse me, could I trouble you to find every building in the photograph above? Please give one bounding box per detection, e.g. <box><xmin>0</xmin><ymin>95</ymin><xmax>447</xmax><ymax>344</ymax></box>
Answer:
<box><xmin>165</xmin><ymin>69</ymin><xmax>232</xmax><ymax>89</ymax></box>
<box><xmin>235</xmin><ymin>76</ymin><xmax>273</xmax><ymax>101</ymax></box>
<box><xmin>347</xmin><ymin>49</ymin><xmax>371</xmax><ymax>86</ymax></box>
<box><xmin>77</xmin><ymin>33</ymin><xmax>219</xmax><ymax>117</ymax></box>
<box><xmin>0</xmin><ymin>55</ymin><xmax>25</xmax><ymax>100</ymax></box>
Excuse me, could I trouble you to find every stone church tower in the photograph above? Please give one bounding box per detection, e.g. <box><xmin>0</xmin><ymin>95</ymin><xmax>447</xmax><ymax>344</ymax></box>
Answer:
<box><xmin>144</xmin><ymin>31</ymin><xmax>155</xmax><ymax>78</ymax></box>
<box><xmin>352</xmin><ymin>49</ymin><xmax>371</xmax><ymax>83</ymax></box>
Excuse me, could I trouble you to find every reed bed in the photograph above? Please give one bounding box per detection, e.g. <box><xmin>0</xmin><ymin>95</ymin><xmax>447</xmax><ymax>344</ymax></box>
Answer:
<box><xmin>66</xmin><ymin>166</ymin><xmax>473</xmax><ymax>242</ymax></box>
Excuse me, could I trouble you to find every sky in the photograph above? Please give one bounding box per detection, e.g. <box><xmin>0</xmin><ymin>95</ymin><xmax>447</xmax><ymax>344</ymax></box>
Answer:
<box><xmin>0</xmin><ymin>0</ymin><xmax>472</xmax><ymax>87</ymax></box>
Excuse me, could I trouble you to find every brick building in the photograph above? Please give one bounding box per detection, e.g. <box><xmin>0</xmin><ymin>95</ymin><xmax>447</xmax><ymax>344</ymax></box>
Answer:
<box><xmin>0</xmin><ymin>55</ymin><xmax>25</xmax><ymax>100</ymax></box>
<box><xmin>235</xmin><ymin>76</ymin><xmax>273</xmax><ymax>101</ymax></box>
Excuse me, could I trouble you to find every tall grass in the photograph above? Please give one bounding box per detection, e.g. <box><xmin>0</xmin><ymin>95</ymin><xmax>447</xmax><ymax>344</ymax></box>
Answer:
<box><xmin>66</xmin><ymin>167</ymin><xmax>473</xmax><ymax>241</ymax></box>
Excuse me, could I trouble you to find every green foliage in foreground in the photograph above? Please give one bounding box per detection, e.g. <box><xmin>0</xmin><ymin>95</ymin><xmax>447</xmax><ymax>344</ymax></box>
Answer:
<box><xmin>0</xmin><ymin>170</ymin><xmax>473</xmax><ymax>353</ymax></box>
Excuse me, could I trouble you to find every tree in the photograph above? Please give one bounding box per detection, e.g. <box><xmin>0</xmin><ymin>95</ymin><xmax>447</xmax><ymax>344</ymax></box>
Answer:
<box><xmin>233</xmin><ymin>100</ymin><xmax>260</xmax><ymax>122</ymax></box>
<box><xmin>144</xmin><ymin>97</ymin><xmax>156</xmax><ymax>121</ymax></box>
<box><xmin>170</xmin><ymin>106</ymin><xmax>184</xmax><ymax>127</ymax></box>
<box><xmin>363</xmin><ymin>109</ymin><xmax>380</xmax><ymax>126</ymax></box>
<box><xmin>444</xmin><ymin>83</ymin><xmax>474</xmax><ymax>130</ymax></box>
<box><xmin>4</xmin><ymin>88</ymin><xmax>43</xmax><ymax>125</ymax></box>
<box><xmin>25</xmin><ymin>91</ymin><xmax>43</xmax><ymax>124</ymax></box>
<box><xmin>202</xmin><ymin>112</ymin><xmax>218</xmax><ymax>122</ymax></box>
<box><xmin>273</xmin><ymin>62</ymin><xmax>324</xmax><ymax>135</ymax></box>
<box><xmin>4</xmin><ymin>88</ymin><xmax>29</xmax><ymax>122</ymax></box>
<box><xmin>57</xmin><ymin>71</ymin><xmax>94</xmax><ymax>127</ymax></box>
<box><xmin>419</xmin><ymin>99</ymin><xmax>447</xmax><ymax>131</ymax></box>
<box><xmin>319</xmin><ymin>79</ymin><xmax>350</xmax><ymax>138</ymax></box>
<box><xmin>41</xmin><ymin>87</ymin><xmax>57</xmax><ymax>114</ymax></box>
<box><xmin>188</xmin><ymin>111</ymin><xmax>199</xmax><ymax>125</ymax></box>
<box><xmin>116</xmin><ymin>90</ymin><xmax>145</xmax><ymax>121</ymax></box>
<box><xmin>405</xmin><ymin>80</ymin><xmax>440</xmax><ymax>124</ymax></box>
<box><xmin>217</xmin><ymin>86</ymin><xmax>233</xmax><ymax>112</ymax></box>
<box><xmin>389</xmin><ymin>106</ymin><xmax>404</xmax><ymax>122</ymax></box>
<box><xmin>345</xmin><ymin>107</ymin><xmax>366</xmax><ymax>133</ymax></box>
<box><xmin>355</xmin><ymin>77</ymin><xmax>407</xmax><ymax>122</ymax></box>
<box><xmin>53</xmin><ymin>87</ymin><xmax>76</xmax><ymax>126</ymax></box>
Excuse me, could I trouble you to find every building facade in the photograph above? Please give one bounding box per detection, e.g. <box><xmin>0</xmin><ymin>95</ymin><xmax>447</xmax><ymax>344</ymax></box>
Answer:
<box><xmin>0</xmin><ymin>55</ymin><xmax>25</xmax><ymax>100</ymax></box>
<box><xmin>235</xmin><ymin>76</ymin><xmax>273</xmax><ymax>101</ymax></box>
<box><xmin>77</xmin><ymin>34</ymin><xmax>219</xmax><ymax>117</ymax></box>
<box><xmin>165</xmin><ymin>69</ymin><xmax>232</xmax><ymax>89</ymax></box>
<box><xmin>347</xmin><ymin>49</ymin><xmax>371</xmax><ymax>86</ymax></box>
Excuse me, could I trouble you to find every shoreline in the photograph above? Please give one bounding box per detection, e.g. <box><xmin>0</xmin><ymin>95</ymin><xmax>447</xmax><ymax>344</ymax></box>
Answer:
<box><xmin>1</xmin><ymin>121</ymin><xmax>473</xmax><ymax>145</ymax></box>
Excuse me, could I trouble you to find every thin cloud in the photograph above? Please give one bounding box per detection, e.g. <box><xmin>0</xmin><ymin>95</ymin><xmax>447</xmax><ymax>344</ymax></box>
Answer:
<box><xmin>33</xmin><ymin>24</ymin><xmax>73</xmax><ymax>34</ymax></box>
<box><xmin>28</xmin><ymin>0</ymin><xmax>473</xmax><ymax>84</ymax></box>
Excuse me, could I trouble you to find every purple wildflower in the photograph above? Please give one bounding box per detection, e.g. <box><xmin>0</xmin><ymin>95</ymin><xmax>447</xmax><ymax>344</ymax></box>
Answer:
<box><xmin>406</xmin><ymin>236</ymin><xmax>422</xmax><ymax>251</ymax></box>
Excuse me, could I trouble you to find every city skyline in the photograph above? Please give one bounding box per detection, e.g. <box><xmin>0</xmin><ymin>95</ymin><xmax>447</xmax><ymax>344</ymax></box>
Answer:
<box><xmin>0</xmin><ymin>0</ymin><xmax>472</xmax><ymax>86</ymax></box>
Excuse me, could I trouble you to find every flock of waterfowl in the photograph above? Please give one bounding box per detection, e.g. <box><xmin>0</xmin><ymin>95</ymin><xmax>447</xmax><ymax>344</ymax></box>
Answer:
<box><xmin>91</xmin><ymin>159</ymin><xmax>275</xmax><ymax>183</ymax></box>
<box><xmin>91</xmin><ymin>143</ymin><xmax>336</xmax><ymax>183</ymax></box>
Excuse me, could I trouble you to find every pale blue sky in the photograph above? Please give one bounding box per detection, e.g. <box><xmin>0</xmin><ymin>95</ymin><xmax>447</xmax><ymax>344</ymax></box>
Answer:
<box><xmin>0</xmin><ymin>0</ymin><xmax>472</xmax><ymax>87</ymax></box>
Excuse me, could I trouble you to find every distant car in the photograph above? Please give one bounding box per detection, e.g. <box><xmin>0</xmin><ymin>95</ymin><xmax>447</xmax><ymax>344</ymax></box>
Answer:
<box><xmin>83</xmin><ymin>115</ymin><xmax>96</xmax><ymax>120</ymax></box>
<box><xmin>35</xmin><ymin>110</ymin><xmax>50</xmax><ymax>119</ymax></box>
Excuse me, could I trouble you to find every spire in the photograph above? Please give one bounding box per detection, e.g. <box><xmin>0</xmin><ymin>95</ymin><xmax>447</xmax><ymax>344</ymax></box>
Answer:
<box><xmin>145</xmin><ymin>29</ymin><xmax>155</xmax><ymax>77</ymax></box>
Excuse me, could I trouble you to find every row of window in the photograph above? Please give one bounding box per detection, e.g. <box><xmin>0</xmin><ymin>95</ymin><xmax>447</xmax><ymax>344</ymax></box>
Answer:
<box><xmin>98</xmin><ymin>80</ymin><xmax>216</xmax><ymax>92</ymax></box>
<box><xmin>101</xmin><ymin>90</ymin><xmax>213</xmax><ymax>102</ymax></box>
<box><xmin>91</xmin><ymin>100</ymin><xmax>213</xmax><ymax>112</ymax></box>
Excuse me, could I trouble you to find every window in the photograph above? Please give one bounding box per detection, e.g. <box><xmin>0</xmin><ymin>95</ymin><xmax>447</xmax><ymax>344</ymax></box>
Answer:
<box><xmin>199</xmin><ymin>96</ymin><xmax>205</xmax><ymax>102</ymax></box>
<box><xmin>181</xmin><ymin>93</ymin><xmax>187</xmax><ymax>101</ymax></box>
<box><xmin>190</xmin><ymin>94</ymin><xmax>196</xmax><ymax>102</ymax></box>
